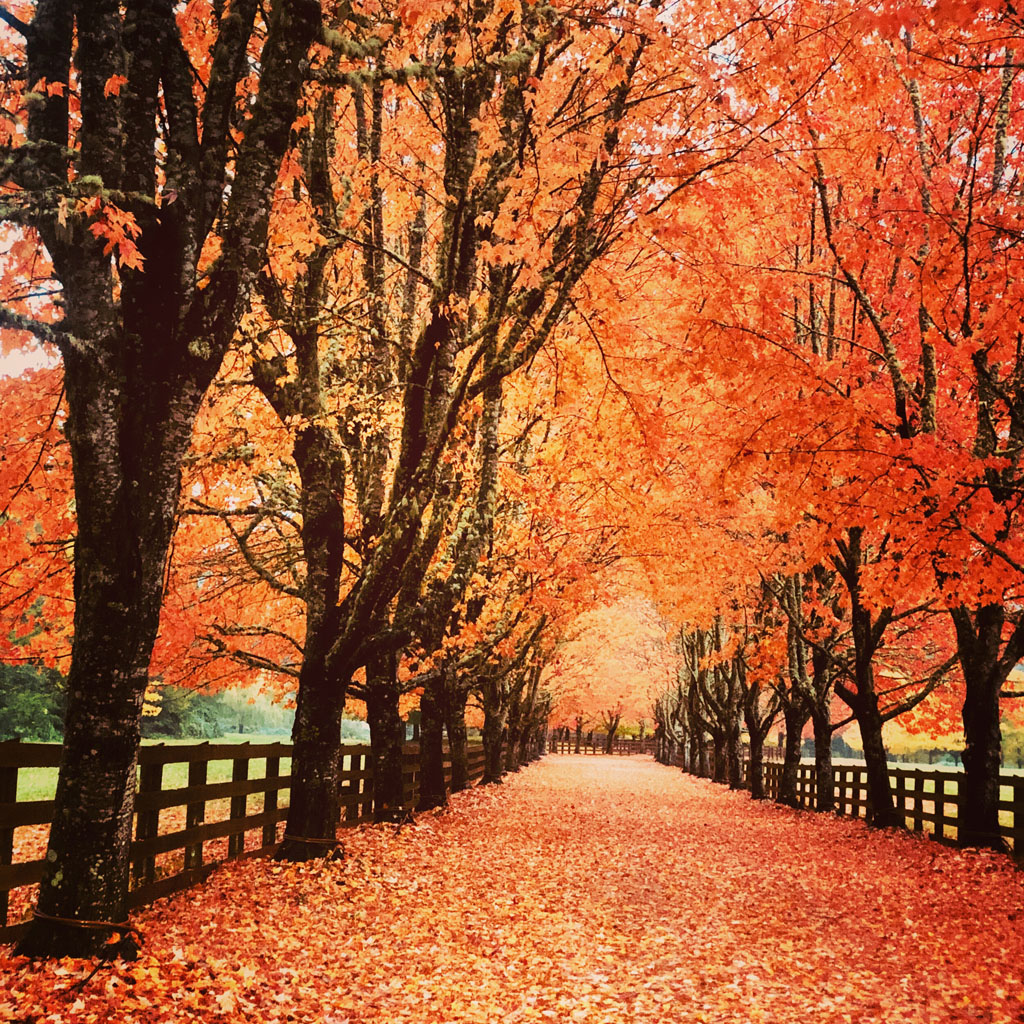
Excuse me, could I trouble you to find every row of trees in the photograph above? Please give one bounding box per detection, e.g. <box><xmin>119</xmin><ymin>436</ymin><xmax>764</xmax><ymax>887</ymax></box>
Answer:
<box><xmin>651</xmin><ymin>571</ymin><xmax>955</xmax><ymax>819</ymax></box>
<box><xmin>0</xmin><ymin>0</ymin><xmax>801</xmax><ymax>956</ymax></box>
<box><xmin>4</xmin><ymin>0</ymin><xmax>1024</xmax><ymax>957</ymax></box>
<box><xmin>643</xmin><ymin>0</ymin><xmax>1024</xmax><ymax>849</ymax></box>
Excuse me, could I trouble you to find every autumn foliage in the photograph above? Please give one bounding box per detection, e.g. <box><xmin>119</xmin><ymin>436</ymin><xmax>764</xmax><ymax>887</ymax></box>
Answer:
<box><xmin>2</xmin><ymin>0</ymin><xmax>1024</xmax><ymax>964</ymax></box>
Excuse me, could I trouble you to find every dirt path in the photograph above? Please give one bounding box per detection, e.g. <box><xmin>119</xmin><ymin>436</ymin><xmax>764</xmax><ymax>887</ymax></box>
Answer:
<box><xmin>4</xmin><ymin>755</ymin><xmax>1023</xmax><ymax>1023</ymax></box>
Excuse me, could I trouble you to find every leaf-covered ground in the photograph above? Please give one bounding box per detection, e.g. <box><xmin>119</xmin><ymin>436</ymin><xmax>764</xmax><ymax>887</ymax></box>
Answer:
<box><xmin>3</xmin><ymin>755</ymin><xmax>1023</xmax><ymax>1023</ymax></box>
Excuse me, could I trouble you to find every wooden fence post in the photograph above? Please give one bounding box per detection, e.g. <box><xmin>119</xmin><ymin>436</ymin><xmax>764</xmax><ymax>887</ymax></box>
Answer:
<box><xmin>1012</xmin><ymin>778</ymin><xmax>1023</xmax><ymax>852</ymax></box>
<box><xmin>895</xmin><ymin>770</ymin><xmax>906</xmax><ymax>828</ymax></box>
<box><xmin>0</xmin><ymin>758</ymin><xmax>17</xmax><ymax>930</ymax></box>
<box><xmin>913</xmin><ymin>771</ymin><xmax>925</xmax><ymax>833</ymax></box>
<box><xmin>263</xmin><ymin>755</ymin><xmax>280</xmax><ymax>847</ymax></box>
<box><xmin>185</xmin><ymin>752</ymin><xmax>208</xmax><ymax>871</ymax></box>
<box><xmin>228</xmin><ymin>748</ymin><xmax>249</xmax><ymax>857</ymax></box>
<box><xmin>135</xmin><ymin>759</ymin><xmax>163</xmax><ymax>885</ymax></box>
<box><xmin>935</xmin><ymin>775</ymin><xmax>948</xmax><ymax>841</ymax></box>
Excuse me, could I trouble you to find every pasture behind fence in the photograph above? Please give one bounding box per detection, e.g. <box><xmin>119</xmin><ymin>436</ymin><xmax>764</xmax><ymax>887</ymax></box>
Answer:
<box><xmin>758</xmin><ymin>760</ymin><xmax>1024</xmax><ymax>849</ymax></box>
<box><xmin>0</xmin><ymin>737</ymin><xmax>496</xmax><ymax>945</ymax></box>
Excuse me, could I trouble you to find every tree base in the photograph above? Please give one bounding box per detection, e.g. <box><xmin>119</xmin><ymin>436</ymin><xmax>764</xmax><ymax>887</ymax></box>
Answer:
<box><xmin>374</xmin><ymin>808</ymin><xmax>414</xmax><ymax>825</ymax></box>
<box><xmin>275</xmin><ymin>837</ymin><xmax>343</xmax><ymax>862</ymax></box>
<box><xmin>16</xmin><ymin>919</ymin><xmax>140</xmax><ymax>961</ymax></box>
<box><xmin>415</xmin><ymin>793</ymin><xmax>448</xmax><ymax>812</ymax></box>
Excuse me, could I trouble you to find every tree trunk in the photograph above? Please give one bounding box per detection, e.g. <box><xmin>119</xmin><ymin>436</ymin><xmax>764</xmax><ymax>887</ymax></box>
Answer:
<box><xmin>505</xmin><ymin>689</ymin><xmax>523</xmax><ymax>772</ymax></box>
<box><xmin>695</xmin><ymin>732</ymin><xmax>709</xmax><ymax>777</ymax></box>
<box><xmin>19</xmin><ymin>366</ymin><xmax>200</xmax><ymax>957</ymax></box>
<box><xmin>278</xmin><ymin>422</ymin><xmax>347</xmax><ymax>858</ymax></box>
<box><xmin>417</xmin><ymin>678</ymin><xmax>447</xmax><ymax>810</ymax></box>
<box><xmin>952</xmin><ymin>604</ymin><xmax>1008</xmax><ymax>850</ymax></box>
<box><xmin>604</xmin><ymin>719</ymin><xmax>620</xmax><ymax>755</ymax></box>
<box><xmin>711</xmin><ymin>732</ymin><xmax>727</xmax><ymax>783</ymax></box>
<box><xmin>811</xmin><ymin>709</ymin><xmax>835</xmax><ymax>813</ymax></box>
<box><xmin>504</xmin><ymin>722</ymin><xmax>522</xmax><ymax>773</ymax></box>
<box><xmin>748</xmin><ymin>731</ymin><xmax>766</xmax><ymax>800</ymax></box>
<box><xmin>444</xmin><ymin>682</ymin><xmax>470</xmax><ymax>793</ymax></box>
<box><xmin>277</xmin><ymin>636</ymin><xmax>345</xmax><ymax>858</ymax></box>
<box><xmin>482</xmin><ymin>692</ymin><xmax>505</xmax><ymax>784</ymax></box>
<box><xmin>365</xmin><ymin>652</ymin><xmax>407</xmax><ymax>822</ymax></box>
<box><xmin>518</xmin><ymin>726</ymin><xmax>532</xmax><ymax>766</ymax></box>
<box><xmin>726</xmin><ymin>718</ymin><xmax>743</xmax><ymax>790</ymax></box>
<box><xmin>960</xmin><ymin>679</ymin><xmax>1003</xmax><ymax>847</ymax></box>
<box><xmin>857</xmin><ymin>705</ymin><xmax>898</xmax><ymax>827</ymax></box>
<box><xmin>776</xmin><ymin>702</ymin><xmax>807</xmax><ymax>808</ymax></box>
<box><xmin>574</xmin><ymin>718</ymin><xmax>583</xmax><ymax>753</ymax></box>
<box><xmin>14</xmin><ymin>0</ymin><xmax>319</xmax><ymax>956</ymax></box>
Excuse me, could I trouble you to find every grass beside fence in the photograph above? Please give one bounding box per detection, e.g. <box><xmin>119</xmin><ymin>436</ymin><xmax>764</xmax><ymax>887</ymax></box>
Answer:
<box><xmin>15</xmin><ymin>734</ymin><xmax>293</xmax><ymax>802</ymax></box>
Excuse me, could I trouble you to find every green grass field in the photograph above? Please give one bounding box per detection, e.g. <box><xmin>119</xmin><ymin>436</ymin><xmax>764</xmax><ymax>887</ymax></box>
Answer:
<box><xmin>15</xmin><ymin>734</ymin><xmax>294</xmax><ymax>802</ymax></box>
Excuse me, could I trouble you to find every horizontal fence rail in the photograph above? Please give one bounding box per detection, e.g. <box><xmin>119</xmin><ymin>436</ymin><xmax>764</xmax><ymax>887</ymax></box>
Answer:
<box><xmin>548</xmin><ymin>734</ymin><xmax>658</xmax><ymax>756</ymax></box>
<box><xmin>0</xmin><ymin>738</ymin><xmax>497</xmax><ymax>945</ymax></box>
<box><xmin>758</xmin><ymin>760</ymin><xmax>1024</xmax><ymax>850</ymax></box>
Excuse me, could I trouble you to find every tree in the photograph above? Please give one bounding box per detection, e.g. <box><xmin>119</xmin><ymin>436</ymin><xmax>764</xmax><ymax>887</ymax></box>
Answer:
<box><xmin>1</xmin><ymin>0</ymin><xmax>320</xmax><ymax>956</ymax></box>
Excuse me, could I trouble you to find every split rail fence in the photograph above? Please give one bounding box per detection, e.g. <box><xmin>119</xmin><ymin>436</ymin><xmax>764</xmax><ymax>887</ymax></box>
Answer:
<box><xmin>0</xmin><ymin>738</ymin><xmax>488</xmax><ymax>945</ymax></box>
<box><xmin>548</xmin><ymin>734</ymin><xmax>658</xmax><ymax>756</ymax></box>
<box><xmin>759</xmin><ymin>760</ymin><xmax>1024</xmax><ymax>849</ymax></box>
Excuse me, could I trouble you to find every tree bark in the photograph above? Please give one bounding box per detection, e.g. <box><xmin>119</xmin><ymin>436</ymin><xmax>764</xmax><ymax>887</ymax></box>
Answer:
<box><xmin>695</xmin><ymin>732</ymin><xmax>709</xmax><ymax>777</ymax></box>
<box><xmin>857</xmin><ymin>703</ymin><xmax>899</xmax><ymax>828</ymax></box>
<box><xmin>444</xmin><ymin>681</ymin><xmax>470</xmax><ymax>792</ymax></box>
<box><xmin>365</xmin><ymin>651</ymin><xmax>407</xmax><ymax>822</ymax></box>
<box><xmin>747</xmin><ymin>732</ymin><xmax>765</xmax><ymax>799</ymax></box>
<box><xmin>811</xmin><ymin>708</ymin><xmax>835</xmax><ymax>813</ymax></box>
<box><xmin>481</xmin><ymin>689</ymin><xmax>506</xmax><ymax>784</ymax></box>
<box><xmin>604</xmin><ymin>717</ymin><xmax>620</xmax><ymax>755</ymax></box>
<box><xmin>417</xmin><ymin>678</ymin><xmax>448</xmax><ymax>810</ymax></box>
<box><xmin>15</xmin><ymin>0</ymin><xmax>320</xmax><ymax>955</ymax></box>
<box><xmin>711</xmin><ymin>731</ymin><xmax>727</xmax><ymax>784</ymax></box>
<box><xmin>951</xmin><ymin>604</ymin><xmax>1009</xmax><ymax>849</ymax></box>
<box><xmin>276</xmin><ymin>420</ymin><xmax>347</xmax><ymax>857</ymax></box>
<box><xmin>776</xmin><ymin>701</ymin><xmax>808</xmax><ymax>808</ymax></box>
<box><xmin>726</xmin><ymin>716</ymin><xmax>743</xmax><ymax>790</ymax></box>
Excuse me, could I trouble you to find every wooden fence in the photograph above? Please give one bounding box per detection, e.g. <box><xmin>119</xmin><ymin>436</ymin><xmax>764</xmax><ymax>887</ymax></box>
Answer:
<box><xmin>548</xmin><ymin>734</ymin><xmax>658</xmax><ymax>756</ymax></box>
<box><xmin>759</xmin><ymin>760</ymin><xmax>1024</xmax><ymax>849</ymax></box>
<box><xmin>0</xmin><ymin>738</ymin><xmax>491</xmax><ymax>945</ymax></box>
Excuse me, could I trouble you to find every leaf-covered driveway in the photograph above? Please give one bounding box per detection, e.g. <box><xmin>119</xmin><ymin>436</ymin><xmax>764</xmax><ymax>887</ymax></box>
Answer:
<box><xmin>4</xmin><ymin>755</ymin><xmax>1023</xmax><ymax>1023</ymax></box>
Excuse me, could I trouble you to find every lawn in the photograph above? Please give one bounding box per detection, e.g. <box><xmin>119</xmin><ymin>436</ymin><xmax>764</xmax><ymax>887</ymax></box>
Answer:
<box><xmin>15</xmin><ymin>734</ymin><xmax>295</xmax><ymax>802</ymax></box>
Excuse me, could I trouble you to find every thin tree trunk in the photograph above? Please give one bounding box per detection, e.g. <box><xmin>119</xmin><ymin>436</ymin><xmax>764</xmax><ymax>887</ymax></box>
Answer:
<box><xmin>811</xmin><ymin>709</ymin><xmax>835</xmax><ymax>813</ymax></box>
<box><xmin>952</xmin><ymin>604</ymin><xmax>1009</xmax><ymax>850</ymax></box>
<box><xmin>748</xmin><ymin>731</ymin><xmax>766</xmax><ymax>799</ymax></box>
<box><xmin>857</xmin><ymin>704</ymin><xmax>899</xmax><ymax>827</ymax></box>
<box><xmin>726</xmin><ymin>719</ymin><xmax>743</xmax><ymax>790</ymax></box>
<box><xmin>504</xmin><ymin>688</ymin><xmax>523</xmax><ymax>772</ymax></box>
<box><xmin>776</xmin><ymin>702</ymin><xmax>807</xmax><ymax>808</ymax></box>
<box><xmin>696</xmin><ymin>733</ymin><xmax>709</xmax><ymax>777</ymax></box>
<box><xmin>277</xmin><ymin>640</ymin><xmax>345</xmax><ymax>857</ymax></box>
<box><xmin>711</xmin><ymin>732</ymin><xmax>727</xmax><ymax>783</ymax></box>
<box><xmin>505</xmin><ymin>723</ymin><xmax>522</xmax><ymax>772</ymax></box>
<box><xmin>445</xmin><ymin>682</ymin><xmax>470</xmax><ymax>792</ymax></box>
<box><xmin>604</xmin><ymin>720</ymin><xmax>620</xmax><ymax>755</ymax></box>
<box><xmin>366</xmin><ymin>651</ymin><xmax>406</xmax><ymax>822</ymax></box>
<box><xmin>481</xmin><ymin>685</ymin><xmax>505</xmax><ymax>784</ymax></box>
<box><xmin>417</xmin><ymin>679</ymin><xmax>447</xmax><ymax>810</ymax></box>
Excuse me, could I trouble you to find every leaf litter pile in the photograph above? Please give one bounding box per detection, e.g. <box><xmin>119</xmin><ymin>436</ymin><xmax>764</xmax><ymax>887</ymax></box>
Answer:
<box><xmin>3</xmin><ymin>756</ymin><xmax>1023</xmax><ymax>1023</ymax></box>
